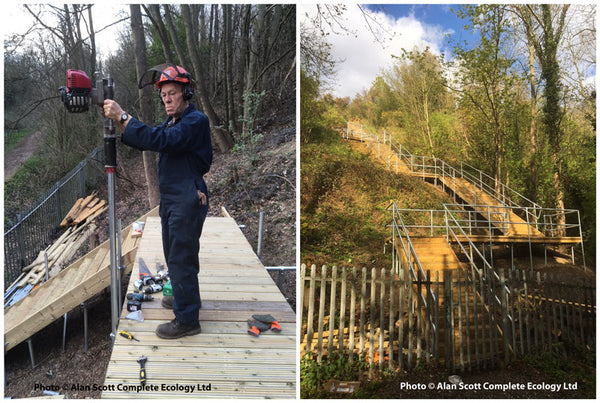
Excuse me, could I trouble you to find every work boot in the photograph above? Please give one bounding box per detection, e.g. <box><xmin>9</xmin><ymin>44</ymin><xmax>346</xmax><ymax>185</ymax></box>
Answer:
<box><xmin>155</xmin><ymin>319</ymin><xmax>201</xmax><ymax>339</ymax></box>
<box><xmin>161</xmin><ymin>296</ymin><xmax>202</xmax><ymax>309</ymax></box>
<box><xmin>161</xmin><ymin>296</ymin><xmax>174</xmax><ymax>309</ymax></box>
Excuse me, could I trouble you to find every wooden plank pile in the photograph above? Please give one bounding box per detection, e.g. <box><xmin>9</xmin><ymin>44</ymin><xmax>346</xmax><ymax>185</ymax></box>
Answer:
<box><xmin>4</xmin><ymin>193</ymin><xmax>107</xmax><ymax>308</ymax></box>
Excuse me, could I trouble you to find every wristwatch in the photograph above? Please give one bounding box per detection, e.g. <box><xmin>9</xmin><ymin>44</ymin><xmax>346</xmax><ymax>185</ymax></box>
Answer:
<box><xmin>120</xmin><ymin>112</ymin><xmax>129</xmax><ymax>124</ymax></box>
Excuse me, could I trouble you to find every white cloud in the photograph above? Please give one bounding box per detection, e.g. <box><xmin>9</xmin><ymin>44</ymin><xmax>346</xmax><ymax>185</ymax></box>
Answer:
<box><xmin>301</xmin><ymin>5</ymin><xmax>448</xmax><ymax>99</ymax></box>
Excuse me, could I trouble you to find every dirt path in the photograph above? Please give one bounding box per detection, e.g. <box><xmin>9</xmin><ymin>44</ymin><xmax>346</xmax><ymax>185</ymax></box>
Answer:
<box><xmin>4</xmin><ymin>130</ymin><xmax>45</xmax><ymax>181</ymax></box>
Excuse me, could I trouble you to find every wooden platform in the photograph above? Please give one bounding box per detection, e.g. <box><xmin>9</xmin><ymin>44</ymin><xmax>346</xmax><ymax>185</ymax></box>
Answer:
<box><xmin>3</xmin><ymin>208</ymin><xmax>158</xmax><ymax>353</ymax></box>
<box><xmin>396</xmin><ymin>237</ymin><xmax>466</xmax><ymax>279</ymax></box>
<box><xmin>101</xmin><ymin>216</ymin><xmax>296</xmax><ymax>399</ymax></box>
<box><xmin>453</xmin><ymin>234</ymin><xmax>582</xmax><ymax>245</ymax></box>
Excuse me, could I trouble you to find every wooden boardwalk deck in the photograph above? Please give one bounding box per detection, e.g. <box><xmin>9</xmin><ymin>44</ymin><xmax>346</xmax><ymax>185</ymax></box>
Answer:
<box><xmin>101</xmin><ymin>216</ymin><xmax>296</xmax><ymax>399</ymax></box>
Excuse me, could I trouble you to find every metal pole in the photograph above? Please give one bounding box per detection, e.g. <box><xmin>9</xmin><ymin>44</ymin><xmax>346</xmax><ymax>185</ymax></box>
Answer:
<box><xmin>27</xmin><ymin>338</ymin><xmax>35</xmax><ymax>368</ymax></box>
<box><xmin>62</xmin><ymin>313</ymin><xmax>68</xmax><ymax>352</ymax></box>
<box><xmin>101</xmin><ymin>74</ymin><xmax>119</xmax><ymax>342</ymax></box>
<box><xmin>257</xmin><ymin>211</ymin><xmax>264</xmax><ymax>260</ymax></box>
<box><xmin>82</xmin><ymin>302</ymin><xmax>88</xmax><ymax>354</ymax></box>
<box><xmin>117</xmin><ymin>218</ymin><xmax>123</xmax><ymax>313</ymax></box>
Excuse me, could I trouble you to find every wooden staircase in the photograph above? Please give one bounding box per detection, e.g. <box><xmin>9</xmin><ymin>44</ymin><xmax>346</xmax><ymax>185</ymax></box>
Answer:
<box><xmin>396</xmin><ymin>237</ymin><xmax>467</xmax><ymax>281</ymax></box>
<box><xmin>437</xmin><ymin>175</ymin><xmax>544</xmax><ymax>237</ymax></box>
<box><xmin>4</xmin><ymin>207</ymin><xmax>159</xmax><ymax>353</ymax></box>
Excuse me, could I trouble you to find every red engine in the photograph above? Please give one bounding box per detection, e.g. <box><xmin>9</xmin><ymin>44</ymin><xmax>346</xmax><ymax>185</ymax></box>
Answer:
<box><xmin>66</xmin><ymin>69</ymin><xmax>92</xmax><ymax>91</ymax></box>
<box><xmin>59</xmin><ymin>70</ymin><xmax>93</xmax><ymax>113</ymax></box>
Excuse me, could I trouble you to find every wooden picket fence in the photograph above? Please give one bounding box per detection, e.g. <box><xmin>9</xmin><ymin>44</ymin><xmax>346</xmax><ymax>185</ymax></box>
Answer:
<box><xmin>300</xmin><ymin>264</ymin><xmax>595</xmax><ymax>372</ymax></box>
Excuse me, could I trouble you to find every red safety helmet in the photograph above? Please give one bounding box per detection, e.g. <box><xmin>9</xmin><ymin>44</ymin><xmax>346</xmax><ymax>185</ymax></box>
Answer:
<box><xmin>155</xmin><ymin>65</ymin><xmax>192</xmax><ymax>89</ymax></box>
<box><xmin>138</xmin><ymin>63</ymin><xmax>195</xmax><ymax>101</ymax></box>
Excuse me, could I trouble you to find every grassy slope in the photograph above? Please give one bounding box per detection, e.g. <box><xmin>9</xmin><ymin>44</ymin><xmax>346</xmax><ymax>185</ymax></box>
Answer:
<box><xmin>301</xmin><ymin>129</ymin><xmax>455</xmax><ymax>269</ymax></box>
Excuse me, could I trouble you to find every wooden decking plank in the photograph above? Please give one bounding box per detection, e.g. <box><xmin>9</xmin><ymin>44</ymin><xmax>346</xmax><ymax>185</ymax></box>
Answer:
<box><xmin>110</xmin><ymin>344</ymin><xmax>296</xmax><ymax>361</ymax></box>
<box><xmin>115</xmin><ymin>319</ymin><xmax>295</xmax><ymax>335</ymax></box>
<box><xmin>102</xmin><ymin>216</ymin><xmax>295</xmax><ymax>399</ymax></box>
<box><xmin>136</xmin><ymin>309</ymin><xmax>296</xmax><ymax>323</ymax></box>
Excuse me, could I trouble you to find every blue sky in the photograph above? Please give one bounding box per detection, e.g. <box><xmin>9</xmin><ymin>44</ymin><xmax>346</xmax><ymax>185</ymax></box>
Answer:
<box><xmin>301</xmin><ymin>4</ymin><xmax>472</xmax><ymax>98</ymax></box>
<box><xmin>302</xmin><ymin>4</ymin><xmax>595</xmax><ymax>100</ymax></box>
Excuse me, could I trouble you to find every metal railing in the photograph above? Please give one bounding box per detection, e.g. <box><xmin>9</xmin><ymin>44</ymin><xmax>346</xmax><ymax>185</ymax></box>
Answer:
<box><xmin>346</xmin><ymin>122</ymin><xmax>544</xmax><ymax>221</ymax></box>
<box><xmin>387</xmin><ymin>202</ymin><xmax>438</xmax><ymax>335</ymax></box>
<box><xmin>345</xmin><ymin>123</ymin><xmax>584</xmax><ymax>245</ymax></box>
<box><xmin>388</xmin><ymin>202</ymin><xmax>511</xmax><ymax>355</ymax></box>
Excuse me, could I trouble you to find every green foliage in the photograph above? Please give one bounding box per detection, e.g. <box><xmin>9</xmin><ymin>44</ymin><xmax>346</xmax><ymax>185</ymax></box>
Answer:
<box><xmin>301</xmin><ymin>131</ymin><xmax>456</xmax><ymax>267</ymax></box>
<box><xmin>300</xmin><ymin>352</ymin><xmax>369</xmax><ymax>398</ymax></box>
<box><xmin>523</xmin><ymin>340</ymin><xmax>595</xmax><ymax>394</ymax></box>
<box><xmin>300</xmin><ymin>70</ymin><xmax>326</xmax><ymax>143</ymax></box>
<box><xmin>4</xmin><ymin>155</ymin><xmax>49</xmax><ymax>227</ymax></box>
<box><xmin>234</xmin><ymin>90</ymin><xmax>265</xmax><ymax>161</ymax></box>
<box><xmin>4</xmin><ymin>129</ymin><xmax>30</xmax><ymax>153</ymax></box>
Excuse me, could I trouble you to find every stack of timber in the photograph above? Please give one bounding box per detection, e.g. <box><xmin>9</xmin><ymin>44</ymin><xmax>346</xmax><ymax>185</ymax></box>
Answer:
<box><xmin>4</xmin><ymin>194</ymin><xmax>107</xmax><ymax>308</ymax></box>
<box><xmin>4</xmin><ymin>207</ymin><xmax>159</xmax><ymax>352</ymax></box>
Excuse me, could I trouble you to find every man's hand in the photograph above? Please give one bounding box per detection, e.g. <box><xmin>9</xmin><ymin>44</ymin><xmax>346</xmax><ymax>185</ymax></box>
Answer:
<box><xmin>103</xmin><ymin>100</ymin><xmax>124</xmax><ymax>122</ymax></box>
<box><xmin>197</xmin><ymin>190</ymin><xmax>207</xmax><ymax>206</ymax></box>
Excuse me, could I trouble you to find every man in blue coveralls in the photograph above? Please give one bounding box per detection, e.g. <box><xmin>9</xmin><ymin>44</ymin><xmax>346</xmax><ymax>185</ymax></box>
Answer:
<box><xmin>102</xmin><ymin>64</ymin><xmax>212</xmax><ymax>339</ymax></box>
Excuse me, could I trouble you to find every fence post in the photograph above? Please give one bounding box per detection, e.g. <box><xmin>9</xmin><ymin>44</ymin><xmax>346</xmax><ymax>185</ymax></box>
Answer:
<box><xmin>316</xmin><ymin>265</ymin><xmax>327</xmax><ymax>362</ymax></box>
<box><xmin>306</xmin><ymin>265</ymin><xmax>316</xmax><ymax>357</ymax></box>
<box><xmin>416</xmin><ymin>270</ymin><xmax>422</xmax><ymax>364</ymax></box>
<box><xmin>359</xmin><ymin>268</ymin><xmax>367</xmax><ymax>358</ymax></box>
<box><xmin>434</xmin><ymin>271</ymin><xmax>440</xmax><ymax>367</ymax></box>
<box><xmin>388</xmin><ymin>269</ymin><xmax>395</xmax><ymax>370</ymax></box>
<box><xmin>443</xmin><ymin>270</ymin><xmax>453</xmax><ymax>370</ymax></box>
<box><xmin>349</xmin><ymin>268</ymin><xmax>356</xmax><ymax>363</ymax></box>
<box><xmin>299</xmin><ymin>264</ymin><xmax>306</xmax><ymax>346</ymax></box>
<box><xmin>398</xmin><ymin>268</ymin><xmax>405</xmax><ymax>370</ymax></box>
<box><xmin>578</xmin><ymin>279</ymin><xmax>585</xmax><ymax>344</ymax></box>
<box><xmin>369</xmin><ymin>268</ymin><xmax>376</xmax><ymax>372</ymax></box>
<box><xmin>327</xmin><ymin>266</ymin><xmax>337</xmax><ymax>357</ymax></box>
<box><xmin>339</xmin><ymin>267</ymin><xmax>347</xmax><ymax>353</ymax></box>
<box><xmin>457</xmin><ymin>269</ymin><xmax>464</xmax><ymax>371</ymax></box>
<box><xmin>471</xmin><ymin>266</ymin><xmax>479</xmax><ymax>369</ymax></box>
<box><xmin>499</xmin><ymin>268</ymin><xmax>510</xmax><ymax>366</ymax></box>
<box><xmin>379</xmin><ymin>268</ymin><xmax>386</xmax><ymax>371</ymax></box>
<box><xmin>425</xmin><ymin>270</ymin><xmax>431</xmax><ymax>365</ymax></box>
<box><xmin>408</xmin><ymin>273</ymin><xmax>414</xmax><ymax>369</ymax></box>
<box><xmin>523</xmin><ymin>270</ymin><xmax>531</xmax><ymax>354</ymax></box>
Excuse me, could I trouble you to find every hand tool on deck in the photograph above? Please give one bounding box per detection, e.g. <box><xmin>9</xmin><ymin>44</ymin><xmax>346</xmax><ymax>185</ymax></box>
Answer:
<box><xmin>137</xmin><ymin>356</ymin><xmax>147</xmax><ymax>386</ymax></box>
<box><xmin>153</xmin><ymin>263</ymin><xmax>169</xmax><ymax>283</ymax></box>
<box><xmin>138</xmin><ymin>258</ymin><xmax>154</xmax><ymax>286</ymax></box>
<box><xmin>144</xmin><ymin>283</ymin><xmax>163</xmax><ymax>294</ymax></box>
<box><xmin>119</xmin><ymin>330</ymin><xmax>140</xmax><ymax>342</ymax></box>
<box><xmin>252</xmin><ymin>314</ymin><xmax>282</xmax><ymax>332</ymax></box>
<box><xmin>127</xmin><ymin>293</ymin><xmax>154</xmax><ymax>302</ymax></box>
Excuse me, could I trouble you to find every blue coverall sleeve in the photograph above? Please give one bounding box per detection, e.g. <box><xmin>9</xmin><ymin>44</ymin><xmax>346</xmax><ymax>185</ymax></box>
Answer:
<box><xmin>121</xmin><ymin>113</ymin><xmax>210</xmax><ymax>156</ymax></box>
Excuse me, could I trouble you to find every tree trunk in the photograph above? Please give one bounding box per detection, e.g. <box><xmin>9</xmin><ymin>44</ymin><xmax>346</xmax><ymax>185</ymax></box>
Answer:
<box><xmin>130</xmin><ymin>4</ymin><xmax>160</xmax><ymax>207</ymax></box>
<box><xmin>163</xmin><ymin>5</ymin><xmax>191</xmax><ymax>68</ymax></box>
<box><xmin>527</xmin><ymin>40</ymin><xmax>538</xmax><ymax>201</ymax></box>
<box><xmin>180</xmin><ymin>4</ymin><xmax>234</xmax><ymax>152</ymax></box>
<box><xmin>144</xmin><ymin>5</ymin><xmax>174</xmax><ymax>64</ymax></box>
<box><xmin>87</xmin><ymin>6</ymin><xmax>96</xmax><ymax>75</ymax></box>
<box><xmin>238</xmin><ymin>5</ymin><xmax>251</xmax><ymax>124</ymax></box>
<box><xmin>224</xmin><ymin>5</ymin><xmax>238</xmax><ymax>134</ymax></box>
<box><xmin>243</xmin><ymin>5</ymin><xmax>265</xmax><ymax>136</ymax></box>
